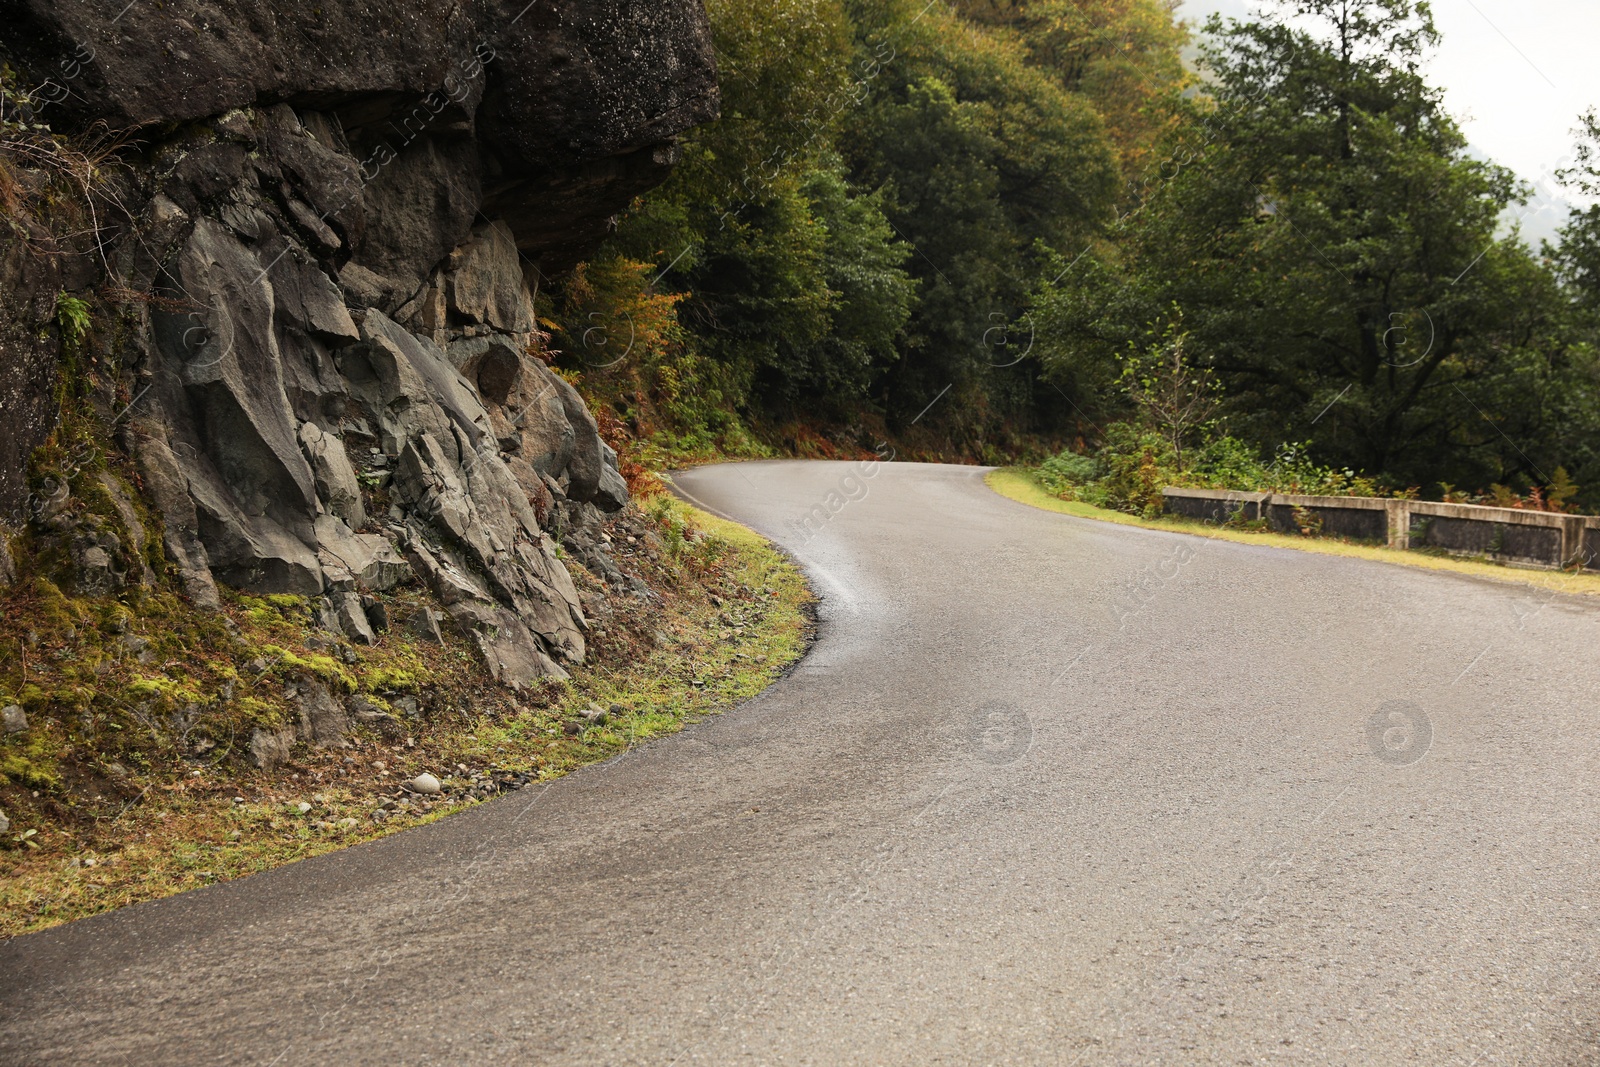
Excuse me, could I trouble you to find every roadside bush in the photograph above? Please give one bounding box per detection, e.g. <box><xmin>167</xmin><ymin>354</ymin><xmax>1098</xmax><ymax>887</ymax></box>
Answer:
<box><xmin>1034</xmin><ymin>427</ymin><xmax>1389</xmax><ymax>518</ymax></box>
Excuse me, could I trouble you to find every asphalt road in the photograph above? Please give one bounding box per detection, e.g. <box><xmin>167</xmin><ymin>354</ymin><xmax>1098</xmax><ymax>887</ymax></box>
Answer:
<box><xmin>5</xmin><ymin>460</ymin><xmax>1600</xmax><ymax>1066</ymax></box>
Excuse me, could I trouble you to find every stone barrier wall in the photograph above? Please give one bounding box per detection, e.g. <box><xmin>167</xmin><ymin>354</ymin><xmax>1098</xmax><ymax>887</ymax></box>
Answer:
<box><xmin>1162</xmin><ymin>488</ymin><xmax>1595</xmax><ymax>570</ymax></box>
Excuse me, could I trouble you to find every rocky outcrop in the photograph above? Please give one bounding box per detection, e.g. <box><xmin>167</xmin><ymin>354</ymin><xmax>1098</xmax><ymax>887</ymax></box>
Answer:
<box><xmin>0</xmin><ymin>0</ymin><xmax>718</xmax><ymax>272</ymax></box>
<box><xmin>0</xmin><ymin>1</ymin><xmax>718</xmax><ymax>687</ymax></box>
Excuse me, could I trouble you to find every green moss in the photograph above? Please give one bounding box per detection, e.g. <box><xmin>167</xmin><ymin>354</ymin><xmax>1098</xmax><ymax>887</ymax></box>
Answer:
<box><xmin>262</xmin><ymin>645</ymin><xmax>356</xmax><ymax>691</ymax></box>
<box><xmin>124</xmin><ymin>675</ymin><xmax>205</xmax><ymax>705</ymax></box>
<box><xmin>0</xmin><ymin>739</ymin><xmax>60</xmax><ymax>789</ymax></box>
<box><xmin>360</xmin><ymin>659</ymin><xmax>424</xmax><ymax>693</ymax></box>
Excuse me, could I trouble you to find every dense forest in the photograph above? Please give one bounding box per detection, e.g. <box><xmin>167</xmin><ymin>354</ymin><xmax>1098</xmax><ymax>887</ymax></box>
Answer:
<box><xmin>551</xmin><ymin>0</ymin><xmax>1600</xmax><ymax>511</ymax></box>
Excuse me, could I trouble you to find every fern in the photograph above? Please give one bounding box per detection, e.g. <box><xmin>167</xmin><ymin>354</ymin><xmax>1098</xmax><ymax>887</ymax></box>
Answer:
<box><xmin>54</xmin><ymin>292</ymin><xmax>91</xmax><ymax>349</ymax></box>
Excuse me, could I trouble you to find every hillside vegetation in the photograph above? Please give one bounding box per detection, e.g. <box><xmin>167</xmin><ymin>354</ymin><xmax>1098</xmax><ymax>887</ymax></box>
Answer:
<box><xmin>559</xmin><ymin>0</ymin><xmax>1600</xmax><ymax>512</ymax></box>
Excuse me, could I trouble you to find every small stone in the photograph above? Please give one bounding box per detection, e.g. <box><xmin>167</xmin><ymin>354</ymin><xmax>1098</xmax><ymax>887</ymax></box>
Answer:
<box><xmin>407</xmin><ymin>772</ymin><xmax>442</xmax><ymax>795</ymax></box>
<box><xmin>333</xmin><ymin>591</ymin><xmax>376</xmax><ymax>645</ymax></box>
<box><xmin>580</xmin><ymin>707</ymin><xmax>608</xmax><ymax>725</ymax></box>
<box><xmin>364</xmin><ymin>598</ymin><xmax>390</xmax><ymax>632</ymax></box>
<box><xmin>0</xmin><ymin>809</ymin><xmax>8</xmax><ymax>833</ymax></box>
<box><xmin>232</xmin><ymin>796</ymin><xmax>246</xmax><ymax>804</ymax></box>
<box><xmin>2</xmin><ymin>705</ymin><xmax>26</xmax><ymax>734</ymax></box>
<box><xmin>410</xmin><ymin>607</ymin><xmax>445</xmax><ymax>644</ymax></box>
<box><xmin>608</xmin><ymin>703</ymin><xmax>624</xmax><ymax>716</ymax></box>
<box><xmin>249</xmin><ymin>726</ymin><xmax>296</xmax><ymax>770</ymax></box>
<box><xmin>296</xmin><ymin>802</ymin><xmax>313</xmax><ymax>814</ymax></box>
<box><xmin>338</xmin><ymin>818</ymin><xmax>359</xmax><ymax>829</ymax></box>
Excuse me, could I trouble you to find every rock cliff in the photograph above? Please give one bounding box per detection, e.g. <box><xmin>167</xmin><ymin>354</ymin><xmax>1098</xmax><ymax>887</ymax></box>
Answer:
<box><xmin>0</xmin><ymin>0</ymin><xmax>718</xmax><ymax>687</ymax></box>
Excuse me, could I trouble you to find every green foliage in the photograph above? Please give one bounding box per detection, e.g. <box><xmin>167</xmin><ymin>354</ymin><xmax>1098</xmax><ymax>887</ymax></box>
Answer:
<box><xmin>1035</xmin><ymin>448</ymin><xmax>1102</xmax><ymax>494</ymax></box>
<box><xmin>1035</xmin><ymin>425</ymin><xmax>1385</xmax><ymax>517</ymax></box>
<box><xmin>54</xmin><ymin>292</ymin><xmax>91</xmax><ymax>350</ymax></box>
<box><xmin>1117</xmin><ymin>325</ymin><xmax>1217</xmax><ymax>470</ymax></box>
<box><xmin>1031</xmin><ymin>0</ymin><xmax>1600</xmax><ymax>505</ymax></box>
<box><xmin>953</xmin><ymin>0</ymin><xmax>1191</xmax><ymax>183</ymax></box>
<box><xmin>559</xmin><ymin>0</ymin><xmax>1168</xmax><ymax>453</ymax></box>
<box><xmin>849</xmin><ymin>4</ymin><xmax>1118</xmax><ymax>435</ymax></box>
<box><xmin>1548</xmin><ymin>467</ymin><xmax>1580</xmax><ymax>511</ymax></box>
<box><xmin>552</xmin><ymin>0</ymin><xmax>1600</xmax><ymax>505</ymax></box>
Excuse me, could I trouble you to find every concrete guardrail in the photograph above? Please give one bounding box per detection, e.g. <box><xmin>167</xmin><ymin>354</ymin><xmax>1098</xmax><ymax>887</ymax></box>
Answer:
<box><xmin>1162</xmin><ymin>487</ymin><xmax>1595</xmax><ymax>571</ymax></box>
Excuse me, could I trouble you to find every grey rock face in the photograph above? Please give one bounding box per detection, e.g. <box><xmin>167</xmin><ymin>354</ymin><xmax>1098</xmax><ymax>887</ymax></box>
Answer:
<box><xmin>132</xmin><ymin>431</ymin><xmax>222</xmax><ymax>610</ymax></box>
<box><xmin>100</xmin><ymin>102</ymin><xmax>645</xmax><ymax>683</ymax></box>
<box><xmin>0</xmin><ymin>218</ymin><xmax>68</xmax><ymax>519</ymax></box>
<box><xmin>314</xmin><ymin>516</ymin><xmax>410</xmax><ymax>592</ymax></box>
<box><xmin>446</xmin><ymin>222</ymin><xmax>534</xmax><ymax>335</ymax></box>
<box><xmin>0</xmin><ymin>0</ymin><xmax>708</xmax><ymax>692</ymax></box>
<box><xmin>331</xmin><ymin>591</ymin><xmax>377</xmax><ymax>646</ymax></box>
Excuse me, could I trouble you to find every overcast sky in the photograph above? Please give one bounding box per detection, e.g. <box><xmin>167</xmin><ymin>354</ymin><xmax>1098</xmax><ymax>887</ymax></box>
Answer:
<box><xmin>1176</xmin><ymin>0</ymin><xmax>1600</xmax><ymax>241</ymax></box>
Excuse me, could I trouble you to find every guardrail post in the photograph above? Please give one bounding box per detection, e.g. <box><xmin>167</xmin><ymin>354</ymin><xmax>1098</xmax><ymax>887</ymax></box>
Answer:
<box><xmin>1562</xmin><ymin>515</ymin><xmax>1585</xmax><ymax>569</ymax></box>
<box><xmin>1385</xmin><ymin>500</ymin><xmax>1409</xmax><ymax>549</ymax></box>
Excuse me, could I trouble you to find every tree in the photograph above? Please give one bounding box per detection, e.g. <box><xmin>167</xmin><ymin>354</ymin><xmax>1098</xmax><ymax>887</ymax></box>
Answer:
<box><xmin>1553</xmin><ymin>110</ymin><xmax>1600</xmax><ymax>313</ymax></box>
<box><xmin>1033</xmin><ymin>0</ymin><xmax>1597</xmax><ymax>494</ymax></box>
<box><xmin>1122</xmin><ymin>328</ymin><xmax>1217</xmax><ymax>470</ymax></box>
<box><xmin>846</xmin><ymin>0</ymin><xmax>1119</xmax><ymax>437</ymax></box>
<box><xmin>955</xmin><ymin>0</ymin><xmax>1191</xmax><ymax>184</ymax></box>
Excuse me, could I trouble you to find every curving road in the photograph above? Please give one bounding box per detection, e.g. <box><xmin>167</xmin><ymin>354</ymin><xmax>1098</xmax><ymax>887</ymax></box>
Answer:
<box><xmin>5</xmin><ymin>460</ymin><xmax>1600</xmax><ymax>1065</ymax></box>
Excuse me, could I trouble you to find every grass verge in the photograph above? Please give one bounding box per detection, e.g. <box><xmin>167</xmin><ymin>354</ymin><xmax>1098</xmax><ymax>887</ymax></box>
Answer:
<box><xmin>986</xmin><ymin>466</ymin><xmax>1600</xmax><ymax>600</ymax></box>
<box><xmin>0</xmin><ymin>497</ymin><xmax>814</xmax><ymax>938</ymax></box>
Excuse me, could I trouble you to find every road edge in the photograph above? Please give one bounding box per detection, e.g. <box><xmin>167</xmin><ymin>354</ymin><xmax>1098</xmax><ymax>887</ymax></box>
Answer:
<box><xmin>984</xmin><ymin>465</ymin><xmax>1600</xmax><ymax>602</ymax></box>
